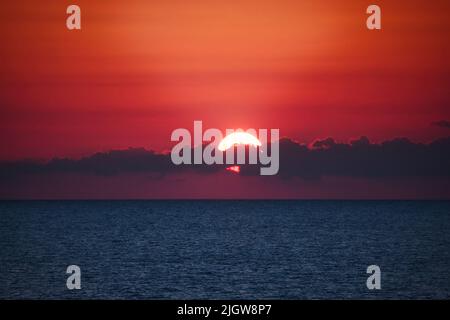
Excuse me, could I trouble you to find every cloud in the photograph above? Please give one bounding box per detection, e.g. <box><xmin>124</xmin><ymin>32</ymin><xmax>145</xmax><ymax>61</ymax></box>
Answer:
<box><xmin>261</xmin><ymin>136</ymin><xmax>450</xmax><ymax>179</ymax></box>
<box><xmin>310</xmin><ymin>137</ymin><xmax>337</xmax><ymax>149</ymax></box>
<box><xmin>432</xmin><ymin>120</ymin><xmax>450</xmax><ymax>129</ymax></box>
<box><xmin>1</xmin><ymin>136</ymin><xmax>449</xmax><ymax>181</ymax></box>
<box><xmin>0</xmin><ymin>148</ymin><xmax>175</xmax><ymax>179</ymax></box>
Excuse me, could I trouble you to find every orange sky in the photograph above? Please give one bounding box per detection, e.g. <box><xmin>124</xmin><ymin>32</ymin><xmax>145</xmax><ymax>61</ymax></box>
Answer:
<box><xmin>1</xmin><ymin>0</ymin><xmax>449</xmax><ymax>160</ymax></box>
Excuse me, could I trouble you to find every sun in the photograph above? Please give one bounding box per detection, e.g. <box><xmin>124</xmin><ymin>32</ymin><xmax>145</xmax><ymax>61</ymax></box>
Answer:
<box><xmin>218</xmin><ymin>132</ymin><xmax>262</xmax><ymax>151</ymax></box>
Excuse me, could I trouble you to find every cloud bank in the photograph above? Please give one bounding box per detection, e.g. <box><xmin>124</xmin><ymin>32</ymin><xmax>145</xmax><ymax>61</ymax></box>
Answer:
<box><xmin>1</xmin><ymin>136</ymin><xmax>449</xmax><ymax>180</ymax></box>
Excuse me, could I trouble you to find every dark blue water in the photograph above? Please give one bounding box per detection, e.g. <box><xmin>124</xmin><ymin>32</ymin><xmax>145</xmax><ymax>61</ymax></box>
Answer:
<box><xmin>0</xmin><ymin>200</ymin><xmax>449</xmax><ymax>299</ymax></box>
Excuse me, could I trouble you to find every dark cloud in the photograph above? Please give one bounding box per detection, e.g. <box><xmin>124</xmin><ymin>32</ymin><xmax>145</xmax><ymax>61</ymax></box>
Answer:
<box><xmin>432</xmin><ymin>120</ymin><xmax>450</xmax><ymax>129</ymax></box>
<box><xmin>260</xmin><ymin>136</ymin><xmax>450</xmax><ymax>179</ymax></box>
<box><xmin>1</xmin><ymin>137</ymin><xmax>449</xmax><ymax>181</ymax></box>
<box><xmin>310</xmin><ymin>137</ymin><xmax>336</xmax><ymax>149</ymax></box>
<box><xmin>0</xmin><ymin>148</ymin><xmax>175</xmax><ymax>179</ymax></box>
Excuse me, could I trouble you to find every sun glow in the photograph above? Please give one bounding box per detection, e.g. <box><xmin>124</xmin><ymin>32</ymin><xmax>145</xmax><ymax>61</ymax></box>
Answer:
<box><xmin>218</xmin><ymin>132</ymin><xmax>262</xmax><ymax>151</ymax></box>
<box><xmin>226</xmin><ymin>166</ymin><xmax>241</xmax><ymax>174</ymax></box>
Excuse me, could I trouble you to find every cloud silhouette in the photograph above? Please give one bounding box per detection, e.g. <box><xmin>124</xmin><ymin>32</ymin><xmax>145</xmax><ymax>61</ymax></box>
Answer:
<box><xmin>1</xmin><ymin>136</ymin><xmax>449</xmax><ymax>181</ymax></box>
<box><xmin>261</xmin><ymin>136</ymin><xmax>450</xmax><ymax>179</ymax></box>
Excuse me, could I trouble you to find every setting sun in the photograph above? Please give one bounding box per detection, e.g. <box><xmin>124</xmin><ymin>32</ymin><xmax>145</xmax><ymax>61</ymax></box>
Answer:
<box><xmin>218</xmin><ymin>132</ymin><xmax>262</xmax><ymax>151</ymax></box>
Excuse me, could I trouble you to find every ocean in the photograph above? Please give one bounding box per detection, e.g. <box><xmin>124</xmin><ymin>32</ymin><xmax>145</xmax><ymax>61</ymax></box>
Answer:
<box><xmin>0</xmin><ymin>200</ymin><xmax>449</xmax><ymax>299</ymax></box>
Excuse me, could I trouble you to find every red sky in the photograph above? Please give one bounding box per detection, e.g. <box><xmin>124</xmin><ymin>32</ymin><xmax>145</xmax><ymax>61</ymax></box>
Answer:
<box><xmin>1</xmin><ymin>0</ymin><xmax>449</xmax><ymax>161</ymax></box>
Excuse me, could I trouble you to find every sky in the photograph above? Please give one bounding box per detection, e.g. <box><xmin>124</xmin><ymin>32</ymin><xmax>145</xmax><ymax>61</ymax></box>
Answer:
<box><xmin>0</xmin><ymin>0</ymin><xmax>449</xmax><ymax>198</ymax></box>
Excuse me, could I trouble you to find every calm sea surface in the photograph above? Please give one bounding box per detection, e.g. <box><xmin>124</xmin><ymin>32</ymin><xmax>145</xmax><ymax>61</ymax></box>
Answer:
<box><xmin>0</xmin><ymin>200</ymin><xmax>449</xmax><ymax>299</ymax></box>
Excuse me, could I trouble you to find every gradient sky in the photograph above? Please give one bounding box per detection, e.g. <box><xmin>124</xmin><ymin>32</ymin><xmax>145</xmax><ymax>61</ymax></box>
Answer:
<box><xmin>1</xmin><ymin>0</ymin><xmax>449</xmax><ymax>160</ymax></box>
<box><xmin>0</xmin><ymin>0</ymin><xmax>449</xmax><ymax>199</ymax></box>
